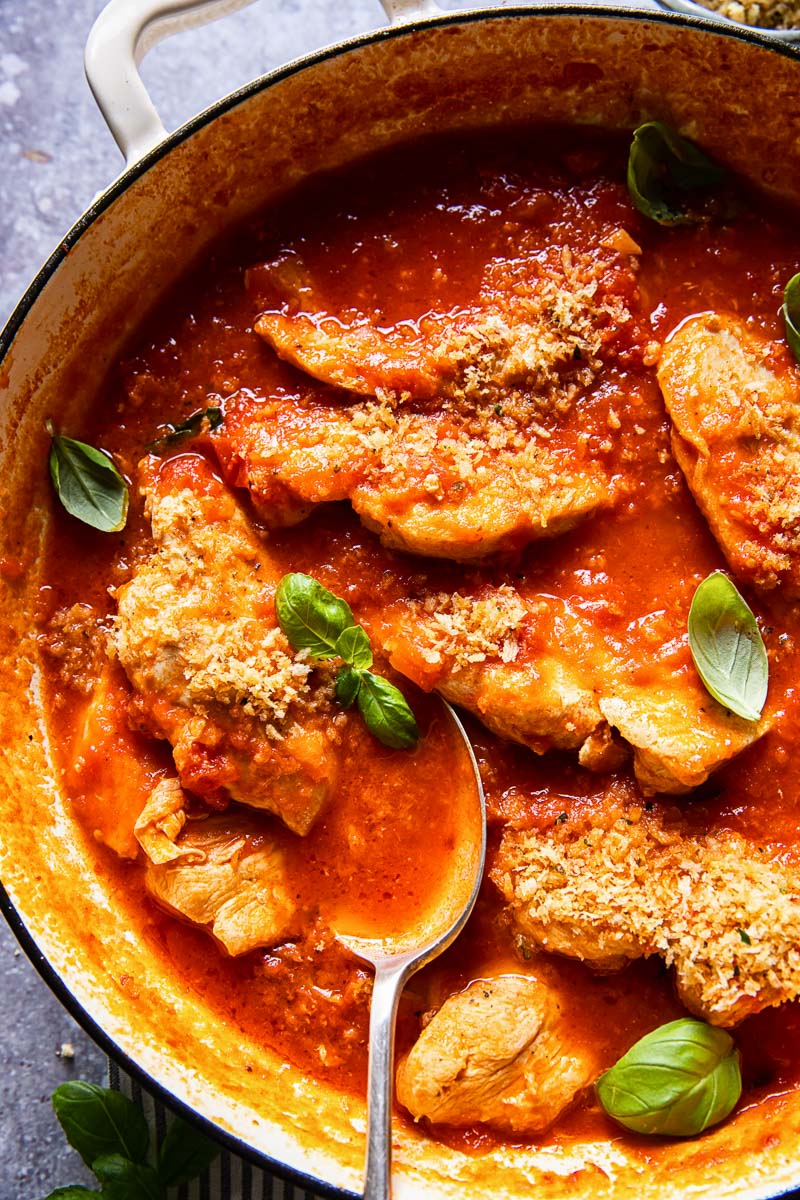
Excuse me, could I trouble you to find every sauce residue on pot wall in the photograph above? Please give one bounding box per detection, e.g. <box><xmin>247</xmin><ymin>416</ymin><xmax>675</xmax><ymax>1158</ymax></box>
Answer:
<box><xmin>36</xmin><ymin>124</ymin><xmax>800</xmax><ymax>1151</ymax></box>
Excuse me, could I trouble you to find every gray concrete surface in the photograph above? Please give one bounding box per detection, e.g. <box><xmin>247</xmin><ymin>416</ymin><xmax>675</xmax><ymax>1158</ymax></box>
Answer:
<box><xmin>0</xmin><ymin>0</ymin><xmax>663</xmax><ymax>1197</ymax></box>
<box><xmin>0</xmin><ymin>922</ymin><xmax>106</xmax><ymax>1196</ymax></box>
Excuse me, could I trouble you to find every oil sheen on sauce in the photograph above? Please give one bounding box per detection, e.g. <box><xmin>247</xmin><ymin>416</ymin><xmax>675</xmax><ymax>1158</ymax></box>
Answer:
<box><xmin>39</xmin><ymin>124</ymin><xmax>800</xmax><ymax>1147</ymax></box>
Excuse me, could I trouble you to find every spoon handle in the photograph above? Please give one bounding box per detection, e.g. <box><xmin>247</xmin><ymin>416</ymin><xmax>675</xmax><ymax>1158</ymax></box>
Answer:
<box><xmin>363</xmin><ymin>959</ymin><xmax>410</xmax><ymax>1200</ymax></box>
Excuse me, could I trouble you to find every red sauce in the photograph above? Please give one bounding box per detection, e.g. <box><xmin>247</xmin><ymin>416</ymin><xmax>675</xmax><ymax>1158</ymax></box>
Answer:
<box><xmin>38</xmin><ymin>124</ymin><xmax>800</xmax><ymax>1141</ymax></box>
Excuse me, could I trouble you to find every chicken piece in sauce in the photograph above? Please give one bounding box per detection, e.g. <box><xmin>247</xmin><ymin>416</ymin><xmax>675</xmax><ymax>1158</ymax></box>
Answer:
<box><xmin>379</xmin><ymin>585</ymin><xmax>767</xmax><ymax>795</ymax></box>
<box><xmin>396</xmin><ymin>975</ymin><xmax>599</xmax><ymax>1132</ymax></box>
<box><xmin>219</xmin><ymin>394</ymin><xmax>615</xmax><ymax>561</ymax></box>
<box><xmin>113</xmin><ymin>454</ymin><xmax>344</xmax><ymax>835</ymax></box>
<box><xmin>136</xmin><ymin>781</ymin><xmax>301</xmax><ymax>956</ymax></box>
<box><xmin>492</xmin><ymin>780</ymin><xmax>800</xmax><ymax>1027</ymax></box>
<box><xmin>252</xmin><ymin>242</ymin><xmax>637</xmax><ymax>405</ymax></box>
<box><xmin>222</xmin><ymin>235</ymin><xmax>646</xmax><ymax>561</ymax></box>
<box><xmin>658</xmin><ymin>312</ymin><xmax>800</xmax><ymax>593</ymax></box>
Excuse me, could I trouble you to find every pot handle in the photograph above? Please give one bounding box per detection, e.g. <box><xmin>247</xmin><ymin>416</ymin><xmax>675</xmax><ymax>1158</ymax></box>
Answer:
<box><xmin>85</xmin><ymin>0</ymin><xmax>442</xmax><ymax>169</ymax></box>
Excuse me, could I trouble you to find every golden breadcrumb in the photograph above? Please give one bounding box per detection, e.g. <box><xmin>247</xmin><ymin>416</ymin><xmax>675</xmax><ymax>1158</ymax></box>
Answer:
<box><xmin>494</xmin><ymin>790</ymin><xmax>800</xmax><ymax>1026</ymax></box>
<box><xmin>697</xmin><ymin>0</ymin><xmax>800</xmax><ymax>29</ymax></box>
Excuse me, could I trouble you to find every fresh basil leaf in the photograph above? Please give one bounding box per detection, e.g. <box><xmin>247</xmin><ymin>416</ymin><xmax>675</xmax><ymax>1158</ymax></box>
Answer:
<box><xmin>275</xmin><ymin>573</ymin><xmax>355</xmax><ymax>658</ymax></box>
<box><xmin>688</xmin><ymin>570</ymin><xmax>768</xmax><ymax>721</ymax></box>
<box><xmin>148</xmin><ymin>406</ymin><xmax>223</xmax><ymax>450</ymax></box>
<box><xmin>275</xmin><ymin>574</ymin><xmax>417</xmax><ymax>744</ymax></box>
<box><xmin>357</xmin><ymin>672</ymin><xmax>419</xmax><ymax>750</ymax></box>
<box><xmin>157</xmin><ymin>1116</ymin><xmax>221</xmax><ymax>1188</ymax></box>
<box><xmin>48</xmin><ymin>433</ymin><xmax>129</xmax><ymax>533</ymax></box>
<box><xmin>627</xmin><ymin>122</ymin><xmax>728</xmax><ymax>226</ymax></box>
<box><xmin>597</xmin><ymin>1018</ymin><xmax>741</xmax><ymax>1137</ymax></box>
<box><xmin>44</xmin><ymin>1189</ymin><xmax>100</xmax><ymax>1199</ymax></box>
<box><xmin>52</xmin><ymin>1083</ymin><xmax>149</xmax><ymax>1170</ymax></box>
<box><xmin>335</xmin><ymin>624</ymin><xmax>373</xmax><ymax>670</ymax></box>
<box><xmin>91</xmin><ymin>1155</ymin><xmax>165</xmax><ymax>1200</ymax></box>
<box><xmin>783</xmin><ymin>272</ymin><xmax>800</xmax><ymax>365</ymax></box>
<box><xmin>335</xmin><ymin>665</ymin><xmax>363</xmax><ymax>709</ymax></box>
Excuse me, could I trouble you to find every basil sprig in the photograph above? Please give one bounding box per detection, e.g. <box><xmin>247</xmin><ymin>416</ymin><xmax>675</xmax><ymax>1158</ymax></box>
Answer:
<box><xmin>688</xmin><ymin>571</ymin><xmax>768</xmax><ymax>722</ymax></box>
<box><xmin>597</xmin><ymin>1018</ymin><xmax>742</xmax><ymax>1137</ymax></box>
<box><xmin>45</xmin><ymin>1081</ymin><xmax>219</xmax><ymax>1198</ymax></box>
<box><xmin>627</xmin><ymin>122</ymin><xmax>728</xmax><ymax>226</ymax></box>
<box><xmin>784</xmin><ymin>272</ymin><xmax>800</xmax><ymax>365</ymax></box>
<box><xmin>275</xmin><ymin>573</ymin><xmax>418</xmax><ymax>750</ymax></box>
<box><xmin>47</xmin><ymin>423</ymin><xmax>129</xmax><ymax>533</ymax></box>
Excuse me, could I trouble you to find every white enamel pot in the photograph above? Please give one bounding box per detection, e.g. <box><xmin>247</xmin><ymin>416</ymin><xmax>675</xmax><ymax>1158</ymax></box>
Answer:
<box><xmin>1</xmin><ymin>2</ymin><xmax>800</xmax><ymax>1197</ymax></box>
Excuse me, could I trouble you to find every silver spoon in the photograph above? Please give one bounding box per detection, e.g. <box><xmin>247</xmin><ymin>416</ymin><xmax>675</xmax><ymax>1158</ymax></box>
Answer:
<box><xmin>336</xmin><ymin>700</ymin><xmax>486</xmax><ymax>1200</ymax></box>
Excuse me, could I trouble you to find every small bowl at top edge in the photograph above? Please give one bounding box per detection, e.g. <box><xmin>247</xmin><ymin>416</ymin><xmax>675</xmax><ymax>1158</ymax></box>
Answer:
<box><xmin>656</xmin><ymin>0</ymin><xmax>800</xmax><ymax>40</ymax></box>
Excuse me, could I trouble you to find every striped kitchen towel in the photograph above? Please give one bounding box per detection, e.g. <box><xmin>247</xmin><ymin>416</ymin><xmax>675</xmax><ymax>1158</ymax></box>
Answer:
<box><xmin>108</xmin><ymin>1060</ymin><xmax>337</xmax><ymax>1200</ymax></box>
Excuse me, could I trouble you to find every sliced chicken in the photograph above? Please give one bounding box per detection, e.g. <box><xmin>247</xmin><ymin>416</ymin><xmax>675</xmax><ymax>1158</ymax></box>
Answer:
<box><xmin>395</xmin><ymin>975</ymin><xmax>599</xmax><ymax>1133</ymax></box>
<box><xmin>251</xmin><ymin>244</ymin><xmax>639</xmax><ymax>406</ymax></box>
<box><xmin>658</xmin><ymin>312</ymin><xmax>800</xmax><ymax>593</ymax></box>
<box><xmin>379</xmin><ymin>585</ymin><xmax>766</xmax><ymax>795</ymax></box>
<box><xmin>221</xmin><ymin>239</ymin><xmax>648</xmax><ymax>560</ymax></box>
<box><xmin>141</xmin><ymin>802</ymin><xmax>301</xmax><ymax>956</ymax></box>
<box><xmin>113</xmin><ymin>453</ymin><xmax>344</xmax><ymax>835</ymax></box>
<box><xmin>134</xmin><ymin>777</ymin><xmax>190</xmax><ymax>865</ymax></box>
<box><xmin>256</xmin><ymin>313</ymin><xmax>445</xmax><ymax>401</ymax></box>
<box><xmin>219</xmin><ymin>393</ymin><xmax>619</xmax><ymax>560</ymax></box>
<box><xmin>492</xmin><ymin>781</ymin><xmax>800</xmax><ymax>1026</ymax></box>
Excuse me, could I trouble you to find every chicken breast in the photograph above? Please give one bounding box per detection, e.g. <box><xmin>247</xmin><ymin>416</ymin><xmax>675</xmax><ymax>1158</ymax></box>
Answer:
<box><xmin>222</xmin><ymin>238</ymin><xmax>647</xmax><ymax>560</ymax></box>
<box><xmin>251</xmin><ymin>244</ymin><xmax>639</xmax><ymax>408</ymax></box>
<box><xmin>134</xmin><ymin>777</ymin><xmax>191</xmax><ymax>865</ymax></box>
<box><xmin>492</xmin><ymin>781</ymin><xmax>800</xmax><ymax>1027</ymax></box>
<box><xmin>219</xmin><ymin>393</ymin><xmax>618</xmax><ymax>560</ymax></box>
<box><xmin>139</xmin><ymin>793</ymin><xmax>301</xmax><ymax>956</ymax></box>
<box><xmin>379</xmin><ymin>585</ymin><xmax>766</xmax><ymax>794</ymax></box>
<box><xmin>658</xmin><ymin>312</ymin><xmax>800</xmax><ymax>593</ymax></box>
<box><xmin>113</xmin><ymin>454</ymin><xmax>343</xmax><ymax>835</ymax></box>
<box><xmin>395</xmin><ymin>975</ymin><xmax>599</xmax><ymax>1133</ymax></box>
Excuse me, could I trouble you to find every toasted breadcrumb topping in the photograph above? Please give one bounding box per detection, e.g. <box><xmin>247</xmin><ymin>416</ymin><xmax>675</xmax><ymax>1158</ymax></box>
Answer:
<box><xmin>495</xmin><ymin>798</ymin><xmax>800</xmax><ymax>1026</ymax></box>
<box><xmin>442</xmin><ymin>245</ymin><xmax>636</xmax><ymax>419</ymax></box>
<box><xmin>114</xmin><ymin>485</ymin><xmax>314</xmax><ymax>733</ymax></box>
<box><xmin>305</xmin><ymin>244</ymin><xmax>640</xmax><ymax>509</ymax></box>
<box><xmin>407</xmin><ymin>586</ymin><xmax>527</xmax><ymax>669</ymax></box>
<box><xmin>698</xmin><ymin>0</ymin><xmax>800</xmax><ymax>28</ymax></box>
<box><xmin>347</xmin><ymin>393</ymin><xmax>615</xmax><ymax>506</ymax></box>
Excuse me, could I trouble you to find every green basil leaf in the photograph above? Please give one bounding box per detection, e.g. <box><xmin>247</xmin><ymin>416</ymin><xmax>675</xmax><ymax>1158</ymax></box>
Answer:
<box><xmin>688</xmin><ymin>570</ymin><xmax>768</xmax><ymax>721</ymax></box>
<box><xmin>157</xmin><ymin>1116</ymin><xmax>221</xmax><ymax>1188</ymax></box>
<box><xmin>627</xmin><ymin>122</ymin><xmax>728</xmax><ymax>226</ymax></box>
<box><xmin>357</xmin><ymin>672</ymin><xmax>419</xmax><ymax>750</ymax></box>
<box><xmin>783</xmin><ymin>272</ymin><xmax>800</xmax><ymax>365</ymax></box>
<box><xmin>49</xmin><ymin>433</ymin><xmax>129</xmax><ymax>533</ymax></box>
<box><xmin>335</xmin><ymin>625</ymin><xmax>373</xmax><ymax>670</ymax></box>
<box><xmin>52</xmin><ymin>1083</ymin><xmax>149</xmax><ymax>1169</ymax></box>
<box><xmin>597</xmin><ymin>1018</ymin><xmax>741</xmax><ymax>1137</ymax></box>
<box><xmin>91</xmin><ymin>1155</ymin><xmax>165</xmax><ymax>1200</ymax></box>
<box><xmin>275</xmin><ymin>574</ymin><xmax>417</xmax><ymax>744</ymax></box>
<box><xmin>335</xmin><ymin>665</ymin><xmax>363</xmax><ymax>709</ymax></box>
<box><xmin>275</xmin><ymin>573</ymin><xmax>355</xmax><ymax>658</ymax></box>
<box><xmin>44</xmin><ymin>1189</ymin><xmax>100</xmax><ymax>1199</ymax></box>
<box><xmin>148</xmin><ymin>406</ymin><xmax>223</xmax><ymax>450</ymax></box>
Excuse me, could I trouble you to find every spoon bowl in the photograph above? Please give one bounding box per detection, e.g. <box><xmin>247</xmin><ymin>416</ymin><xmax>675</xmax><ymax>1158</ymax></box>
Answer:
<box><xmin>335</xmin><ymin>700</ymin><xmax>486</xmax><ymax>1200</ymax></box>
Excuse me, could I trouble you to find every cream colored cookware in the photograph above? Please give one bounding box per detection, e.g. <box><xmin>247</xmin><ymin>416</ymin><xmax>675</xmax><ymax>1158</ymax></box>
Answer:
<box><xmin>1</xmin><ymin>3</ymin><xmax>800</xmax><ymax>1197</ymax></box>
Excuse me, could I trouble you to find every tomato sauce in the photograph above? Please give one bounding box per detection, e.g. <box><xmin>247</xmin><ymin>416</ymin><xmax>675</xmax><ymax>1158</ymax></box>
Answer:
<box><xmin>37</xmin><ymin>125</ymin><xmax>800</xmax><ymax>1145</ymax></box>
